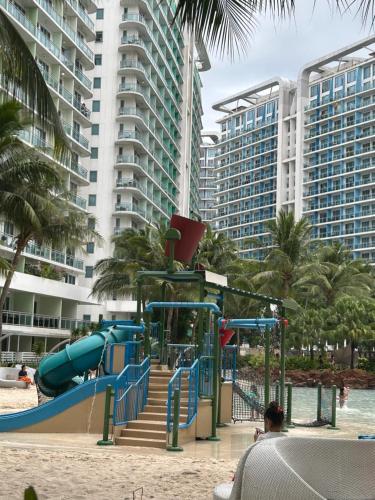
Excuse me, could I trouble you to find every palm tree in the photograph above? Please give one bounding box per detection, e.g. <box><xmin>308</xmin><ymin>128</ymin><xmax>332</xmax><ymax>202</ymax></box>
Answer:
<box><xmin>172</xmin><ymin>0</ymin><xmax>375</xmax><ymax>57</ymax></box>
<box><xmin>196</xmin><ymin>224</ymin><xmax>239</xmax><ymax>274</ymax></box>
<box><xmin>301</xmin><ymin>243</ymin><xmax>374</xmax><ymax>307</ymax></box>
<box><xmin>0</xmin><ymin>190</ymin><xmax>101</xmax><ymax>339</ymax></box>
<box><xmin>0</xmin><ymin>11</ymin><xmax>67</xmax><ymax>155</ymax></box>
<box><xmin>252</xmin><ymin>211</ymin><xmax>313</xmax><ymax>300</ymax></box>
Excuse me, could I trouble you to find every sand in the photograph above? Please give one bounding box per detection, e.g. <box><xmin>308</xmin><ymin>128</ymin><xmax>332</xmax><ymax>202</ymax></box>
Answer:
<box><xmin>0</xmin><ymin>386</ymin><xmax>38</xmax><ymax>414</ymax></box>
<box><xmin>0</xmin><ymin>386</ymin><xmax>360</xmax><ymax>499</ymax></box>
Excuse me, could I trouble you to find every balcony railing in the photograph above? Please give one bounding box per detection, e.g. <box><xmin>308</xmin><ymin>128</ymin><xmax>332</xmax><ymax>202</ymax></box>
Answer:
<box><xmin>64</xmin><ymin>0</ymin><xmax>95</xmax><ymax>32</ymax></box>
<box><xmin>62</xmin><ymin>121</ymin><xmax>90</xmax><ymax>150</ymax></box>
<box><xmin>68</xmin><ymin>191</ymin><xmax>87</xmax><ymax>210</ymax></box>
<box><xmin>1</xmin><ymin>310</ymin><xmax>92</xmax><ymax>330</ymax></box>
<box><xmin>115</xmin><ymin>203</ymin><xmax>147</xmax><ymax>219</ymax></box>
<box><xmin>0</xmin><ymin>230</ymin><xmax>84</xmax><ymax>270</ymax></box>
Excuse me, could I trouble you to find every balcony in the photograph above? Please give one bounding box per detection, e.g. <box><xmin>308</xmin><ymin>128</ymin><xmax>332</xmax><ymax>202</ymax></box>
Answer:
<box><xmin>2</xmin><ymin>309</ymin><xmax>91</xmax><ymax>330</ymax></box>
<box><xmin>68</xmin><ymin>192</ymin><xmax>87</xmax><ymax>211</ymax></box>
<box><xmin>64</xmin><ymin>0</ymin><xmax>95</xmax><ymax>33</ymax></box>
<box><xmin>0</xmin><ymin>231</ymin><xmax>84</xmax><ymax>270</ymax></box>
<box><xmin>62</xmin><ymin>121</ymin><xmax>90</xmax><ymax>151</ymax></box>
<box><xmin>35</xmin><ymin>0</ymin><xmax>94</xmax><ymax>64</ymax></box>
<box><xmin>114</xmin><ymin>203</ymin><xmax>147</xmax><ymax>219</ymax></box>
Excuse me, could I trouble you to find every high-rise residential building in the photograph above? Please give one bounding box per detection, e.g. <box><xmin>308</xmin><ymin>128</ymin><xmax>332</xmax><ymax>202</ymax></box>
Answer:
<box><xmin>0</xmin><ymin>0</ymin><xmax>97</xmax><ymax>356</ymax></box>
<box><xmin>213</xmin><ymin>36</ymin><xmax>375</xmax><ymax>263</ymax></box>
<box><xmin>213</xmin><ymin>78</ymin><xmax>295</xmax><ymax>259</ymax></box>
<box><xmin>199</xmin><ymin>132</ymin><xmax>219</xmax><ymax>224</ymax></box>
<box><xmin>80</xmin><ymin>2</ymin><xmax>209</xmax><ymax>320</ymax></box>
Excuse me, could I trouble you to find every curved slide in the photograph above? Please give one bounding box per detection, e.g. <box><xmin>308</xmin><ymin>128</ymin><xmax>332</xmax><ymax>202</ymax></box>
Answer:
<box><xmin>36</xmin><ymin>323</ymin><xmax>144</xmax><ymax>397</ymax></box>
<box><xmin>0</xmin><ymin>375</ymin><xmax>117</xmax><ymax>433</ymax></box>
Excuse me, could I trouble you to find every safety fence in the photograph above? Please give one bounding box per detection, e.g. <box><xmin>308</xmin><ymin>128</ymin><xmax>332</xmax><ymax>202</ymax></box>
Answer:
<box><xmin>0</xmin><ymin>351</ymin><xmax>42</xmax><ymax>364</ymax></box>
<box><xmin>167</xmin><ymin>359</ymin><xmax>199</xmax><ymax>433</ymax></box>
<box><xmin>222</xmin><ymin>345</ymin><xmax>236</xmax><ymax>382</ymax></box>
<box><xmin>232</xmin><ymin>379</ymin><xmax>289</xmax><ymax>422</ymax></box>
<box><xmin>198</xmin><ymin>355</ymin><xmax>214</xmax><ymax>398</ymax></box>
<box><xmin>113</xmin><ymin>357</ymin><xmax>150</xmax><ymax>426</ymax></box>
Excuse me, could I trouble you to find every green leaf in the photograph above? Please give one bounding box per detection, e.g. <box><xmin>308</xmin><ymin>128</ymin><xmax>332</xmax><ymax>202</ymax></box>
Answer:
<box><xmin>24</xmin><ymin>486</ymin><xmax>38</xmax><ymax>500</ymax></box>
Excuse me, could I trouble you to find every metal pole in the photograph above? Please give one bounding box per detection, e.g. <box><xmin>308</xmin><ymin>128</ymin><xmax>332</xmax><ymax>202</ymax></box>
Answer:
<box><xmin>97</xmin><ymin>385</ymin><xmax>114</xmax><ymax>445</ymax></box>
<box><xmin>264</xmin><ymin>327</ymin><xmax>270</xmax><ymax>409</ymax></box>
<box><xmin>197</xmin><ymin>281</ymin><xmax>205</xmax><ymax>358</ymax></box>
<box><xmin>167</xmin><ymin>389</ymin><xmax>183</xmax><ymax>451</ymax></box>
<box><xmin>275</xmin><ymin>382</ymin><xmax>280</xmax><ymax>404</ymax></box>
<box><xmin>136</xmin><ymin>280</ymin><xmax>142</xmax><ymax>342</ymax></box>
<box><xmin>160</xmin><ymin>281</ymin><xmax>166</xmax><ymax>364</ymax></box>
<box><xmin>329</xmin><ymin>385</ymin><xmax>339</xmax><ymax>429</ymax></box>
<box><xmin>144</xmin><ymin>312</ymin><xmax>151</xmax><ymax>358</ymax></box>
<box><xmin>286</xmin><ymin>382</ymin><xmax>294</xmax><ymax>428</ymax></box>
<box><xmin>317</xmin><ymin>382</ymin><xmax>322</xmax><ymax>422</ymax></box>
<box><xmin>279</xmin><ymin>308</ymin><xmax>286</xmax><ymax>416</ymax></box>
<box><xmin>208</xmin><ymin>317</ymin><xmax>220</xmax><ymax>440</ymax></box>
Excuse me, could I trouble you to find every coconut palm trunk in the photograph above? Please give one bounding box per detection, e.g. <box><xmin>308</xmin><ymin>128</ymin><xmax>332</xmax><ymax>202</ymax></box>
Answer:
<box><xmin>0</xmin><ymin>238</ymin><xmax>27</xmax><ymax>356</ymax></box>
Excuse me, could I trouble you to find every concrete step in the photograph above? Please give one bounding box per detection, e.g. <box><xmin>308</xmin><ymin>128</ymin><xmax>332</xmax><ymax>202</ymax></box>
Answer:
<box><xmin>144</xmin><ymin>405</ymin><xmax>188</xmax><ymax>416</ymax></box>
<box><xmin>150</xmin><ymin>370</ymin><xmax>174</xmax><ymax>377</ymax></box>
<box><xmin>149</xmin><ymin>390</ymin><xmax>189</xmax><ymax>398</ymax></box>
<box><xmin>127</xmin><ymin>420</ymin><xmax>167</xmax><ymax>431</ymax></box>
<box><xmin>121</xmin><ymin>428</ymin><xmax>166</xmax><ymax>440</ymax></box>
<box><xmin>116</xmin><ymin>436</ymin><xmax>165</xmax><ymax>449</ymax></box>
<box><xmin>149</xmin><ymin>383</ymin><xmax>189</xmax><ymax>391</ymax></box>
<box><xmin>147</xmin><ymin>397</ymin><xmax>189</xmax><ymax>406</ymax></box>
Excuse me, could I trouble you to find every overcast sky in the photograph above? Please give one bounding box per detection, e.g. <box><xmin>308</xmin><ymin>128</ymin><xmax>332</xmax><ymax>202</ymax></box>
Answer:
<box><xmin>201</xmin><ymin>0</ymin><xmax>374</xmax><ymax>130</ymax></box>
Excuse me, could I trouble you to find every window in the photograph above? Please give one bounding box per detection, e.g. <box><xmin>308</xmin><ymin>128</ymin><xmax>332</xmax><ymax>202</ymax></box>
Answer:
<box><xmin>92</xmin><ymin>100</ymin><xmax>100</xmax><ymax>112</ymax></box>
<box><xmin>83</xmin><ymin>314</ymin><xmax>91</xmax><ymax>321</ymax></box>
<box><xmin>65</xmin><ymin>274</ymin><xmax>76</xmax><ymax>285</ymax></box>
<box><xmin>310</xmin><ymin>84</ymin><xmax>319</xmax><ymax>97</ymax></box>
<box><xmin>96</xmin><ymin>8</ymin><xmax>104</xmax><ymax>19</ymax></box>
<box><xmin>94</xmin><ymin>54</ymin><xmax>102</xmax><ymax>65</ymax></box>
<box><xmin>91</xmin><ymin>147</ymin><xmax>98</xmax><ymax>159</ymax></box>
<box><xmin>87</xmin><ymin>242</ymin><xmax>95</xmax><ymax>253</ymax></box>
<box><xmin>88</xmin><ymin>194</ymin><xmax>96</xmax><ymax>206</ymax></box>
<box><xmin>92</xmin><ymin>124</ymin><xmax>99</xmax><ymax>135</ymax></box>
<box><xmin>322</xmin><ymin>79</ymin><xmax>330</xmax><ymax>93</ymax></box>
<box><xmin>363</xmin><ymin>65</ymin><xmax>371</xmax><ymax>79</ymax></box>
<box><xmin>347</xmin><ymin>70</ymin><xmax>356</xmax><ymax>83</ymax></box>
<box><xmin>88</xmin><ymin>217</ymin><xmax>96</xmax><ymax>230</ymax></box>
<box><xmin>95</xmin><ymin>31</ymin><xmax>103</xmax><ymax>42</ymax></box>
<box><xmin>335</xmin><ymin>75</ymin><xmax>344</xmax><ymax>87</ymax></box>
<box><xmin>85</xmin><ymin>266</ymin><xmax>93</xmax><ymax>278</ymax></box>
<box><xmin>90</xmin><ymin>170</ymin><xmax>98</xmax><ymax>182</ymax></box>
<box><xmin>93</xmin><ymin>77</ymin><xmax>101</xmax><ymax>89</ymax></box>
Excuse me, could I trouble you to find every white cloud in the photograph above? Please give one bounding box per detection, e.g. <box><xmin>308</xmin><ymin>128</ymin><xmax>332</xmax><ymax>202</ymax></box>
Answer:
<box><xmin>201</xmin><ymin>0</ymin><xmax>373</xmax><ymax>129</ymax></box>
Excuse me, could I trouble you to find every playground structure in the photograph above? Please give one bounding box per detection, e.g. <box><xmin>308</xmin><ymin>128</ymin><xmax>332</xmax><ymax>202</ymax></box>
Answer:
<box><xmin>0</xmin><ymin>215</ymin><xmax>336</xmax><ymax>447</ymax></box>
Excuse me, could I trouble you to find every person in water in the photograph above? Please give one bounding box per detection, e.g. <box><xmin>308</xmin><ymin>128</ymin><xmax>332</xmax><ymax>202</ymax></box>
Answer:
<box><xmin>254</xmin><ymin>401</ymin><xmax>286</xmax><ymax>442</ymax></box>
<box><xmin>18</xmin><ymin>365</ymin><xmax>34</xmax><ymax>388</ymax></box>
<box><xmin>339</xmin><ymin>384</ymin><xmax>350</xmax><ymax>408</ymax></box>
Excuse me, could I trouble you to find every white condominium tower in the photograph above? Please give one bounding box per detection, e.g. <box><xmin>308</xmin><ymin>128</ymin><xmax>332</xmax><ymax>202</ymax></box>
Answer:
<box><xmin>213</xmin><ymin>36</ymin><xmax>375</xmax><ymax>263</ymax></box>
<box><xmin>80</xmin><ymin>1</ymin><xmax>209</xmax><ymax>319</ymax></box>
<box><xmin>199</xmin><ymin>131</ymin><xmax>219</xmax><ymax>223</ymax></box>
<box><xmin>0</xmin><ymin>0</ymin><xmax>97</xmax><ymax>356</ymax></box>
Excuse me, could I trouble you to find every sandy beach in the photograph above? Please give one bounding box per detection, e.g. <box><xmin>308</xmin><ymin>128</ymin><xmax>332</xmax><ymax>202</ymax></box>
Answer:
<box><xmin>0</xmin><ymin>386</ymin><xmax>361</xmax><ymax>499</ymax></box>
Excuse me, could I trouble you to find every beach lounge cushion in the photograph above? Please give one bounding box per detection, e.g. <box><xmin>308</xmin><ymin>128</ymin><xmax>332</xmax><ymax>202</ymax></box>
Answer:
<box><xmin>213</xmin><ymin>437</ymin><xmax>375</xmax><ymax>500</ymax></box>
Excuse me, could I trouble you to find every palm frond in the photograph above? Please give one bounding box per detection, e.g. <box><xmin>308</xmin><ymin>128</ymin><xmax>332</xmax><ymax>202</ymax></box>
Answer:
<box><xmin>0</xmin><ymin>12</ymin><xmax>69</xmax><ymax>159</ymax></box>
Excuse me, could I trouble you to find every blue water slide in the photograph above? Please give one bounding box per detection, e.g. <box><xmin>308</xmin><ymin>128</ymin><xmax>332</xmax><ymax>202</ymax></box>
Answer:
<box><xmin>36</xmin><ymin>323</ymin><xmax>144</xmax><ymax>397</ymax></box>
<box><xmin>0</xmin><ymin>375</ymin><xmax>117</xmax><ymax>432</ymax></box>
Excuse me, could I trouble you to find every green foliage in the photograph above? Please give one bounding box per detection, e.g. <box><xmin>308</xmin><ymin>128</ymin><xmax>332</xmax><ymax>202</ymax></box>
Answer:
<box><xmin>24</xmin><ymin>486</ymin><xmax>38</xmax><ymax>500</ymax></box>
<box><xmin>357</xmin><ymin>357</ymin><xmax>375</xmax><ymax>372</ymax></box>
<box><xmin>32</xmin><ymin>341</ymin><xmax>44</xmax><ymax>357</ymax></box>
<box><xmin>285</xmin><ymin>356</ymin><xmax>330</xmax><ymax>371</ymax></box>
<box><xmin>25</xmin><ymin>262</ymin><xmax>63</xmax><ymax>281</ymax></box>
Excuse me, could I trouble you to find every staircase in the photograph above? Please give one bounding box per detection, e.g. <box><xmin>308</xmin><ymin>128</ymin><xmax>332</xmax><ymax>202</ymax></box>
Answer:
<box><xmin>115</xmin><ymin>360</ymin><xmax>189</xmax><ymax>449</ymax></box>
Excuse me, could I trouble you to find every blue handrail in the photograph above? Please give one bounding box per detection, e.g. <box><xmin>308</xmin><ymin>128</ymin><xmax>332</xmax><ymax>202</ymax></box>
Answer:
<box><xmin>166</xmin><ymin>359</ymin><xmax>199</xmax><ymax>432</ymax></box>
<box><xmin>113</xmin><ymin>357</ymin><xmax>150</xmax><ymax>425</ymax></box>
<box><xmin>145</xmin><ymin>302</ymin><xmax>221</xmax><ymax>314</ymax></box>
